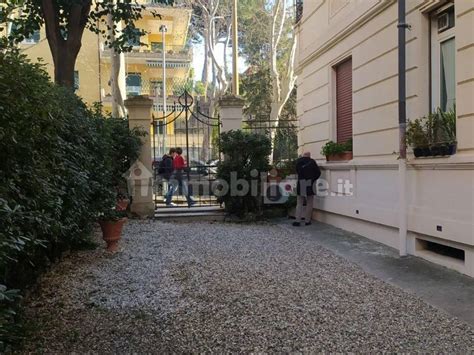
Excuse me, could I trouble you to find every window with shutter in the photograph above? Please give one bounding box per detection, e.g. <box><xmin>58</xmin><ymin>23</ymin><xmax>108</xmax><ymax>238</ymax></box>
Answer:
<box><xmin>335</xmin><ymin>58</ymin><xmax>353</xmax><ymax>144</ymax></box>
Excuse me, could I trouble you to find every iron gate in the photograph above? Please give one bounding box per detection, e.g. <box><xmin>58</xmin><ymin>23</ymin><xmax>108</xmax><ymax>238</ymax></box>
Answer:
<box><xmin>152</xmin><ymin>91</ymin><xmax>221</xmax><ymax>209</ymax></box>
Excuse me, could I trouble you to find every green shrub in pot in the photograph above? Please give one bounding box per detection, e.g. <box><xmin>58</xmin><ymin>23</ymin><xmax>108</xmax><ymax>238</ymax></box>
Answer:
<box><xmin>321</xmin><ymin>139</ymin><xmax>353</xmax><ymax>161</ymax></box>
<box><xmin>406</xmin><ymin>118</ymin><xmax>429</xmax><ymax>157</ymax></box>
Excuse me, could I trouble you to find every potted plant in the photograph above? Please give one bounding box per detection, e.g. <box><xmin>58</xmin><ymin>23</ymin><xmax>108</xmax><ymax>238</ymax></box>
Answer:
<box><xmin>93</xmin><ymin>114</ymin><xmax>145</xmax><ymax>251</ymax></box>
<box><xmin>99</xmin><ymin>209</ymin><xmax>128</xmax><ymax>252</ymax></box>
<box><xmin>406</xmin><ymin>118</ymin><xmax>430</xmax><ymax>157</ymax></box>
<box><xmin>321</xmin><ymin>139</ymin><xmax>353</xmax><ymax>161</ymax></box>
<box><xmin>440</xmin><ymin>107</ymin><xmax>457</xmax><ymax>155</ymax></box>
<box><xmin>406</xmin><ymin>107</ymin><xmax>457</xmax><ymax>157</ymax></box>
<box><xmin>426</xmin><ymin>110</ymin><xmax>444</xmax><ymax>156</ymax></box>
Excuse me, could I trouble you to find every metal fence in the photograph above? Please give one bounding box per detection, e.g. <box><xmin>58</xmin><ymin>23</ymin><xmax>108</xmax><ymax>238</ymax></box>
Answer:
<box><xmin>242</xmin><ymin>118</ymin><xmax>299</xmax><ymax>165</ymax></box>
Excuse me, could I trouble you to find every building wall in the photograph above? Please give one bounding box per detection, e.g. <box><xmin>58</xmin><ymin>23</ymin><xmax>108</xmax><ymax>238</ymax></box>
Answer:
<box><xmin>20</xmin><ymin>29</ymin><xmax>102</xmax><ymax>105</ymax></box>
<box><xmin>296</xmin><ymin>0</ymin><xmax>474</xmax><ymax>276</ymax></box>
<box><xmin>16</xmin><ymin>6</ymin><xmax>191</xmax><ymax>109</ymax></box>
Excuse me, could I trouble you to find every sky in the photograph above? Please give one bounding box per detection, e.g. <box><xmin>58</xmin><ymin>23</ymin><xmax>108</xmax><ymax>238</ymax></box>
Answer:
<box><xmin>192</xmin><ymin>40</ymin><xmax>248</xmax><ymax>82</ymax></box>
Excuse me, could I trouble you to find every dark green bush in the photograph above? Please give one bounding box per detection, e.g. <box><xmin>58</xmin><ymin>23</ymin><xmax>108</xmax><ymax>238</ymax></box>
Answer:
<box><xmin>0</xmin><ymin>49</ymin><xmax>143</xmax><ymax>350</ymax></box>
<box><xmin>217</xmin><ymin>130</ymin><xmax>271</xmax><ymax>217</ymax></box>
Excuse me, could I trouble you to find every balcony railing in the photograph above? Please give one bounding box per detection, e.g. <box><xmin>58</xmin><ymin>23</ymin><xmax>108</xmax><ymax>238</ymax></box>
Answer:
<box><xmin>125</xmin><ymin>78</ymin><xmax>191</xmax><ymax>97</ymax></box>
<box><xmin>101</xmin><ymin>44</ymin><xmax>192</xmax><ymax>62</ymax></box>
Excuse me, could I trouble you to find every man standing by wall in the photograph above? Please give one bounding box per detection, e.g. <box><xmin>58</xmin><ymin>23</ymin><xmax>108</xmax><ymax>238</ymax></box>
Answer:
<box><xmin>293</xmin><ymin>152</ymin><xmax>321</xmax><ymax>226</ymax></box>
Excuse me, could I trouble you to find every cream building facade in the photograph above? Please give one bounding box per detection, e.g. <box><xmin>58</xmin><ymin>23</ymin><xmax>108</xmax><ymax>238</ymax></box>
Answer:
<box><xmin>296</xmin><ymin>0</ymin><xmax>474</xmax><ymax>276</ymax></box>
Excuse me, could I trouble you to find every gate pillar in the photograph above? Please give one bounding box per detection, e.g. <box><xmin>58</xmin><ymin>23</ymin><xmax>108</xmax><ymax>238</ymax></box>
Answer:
<box><xmin>125</xmin><ymin>96</ymin><xmax>155</xmax><ymax>218</ymax></box>
<box><xmin>218</xmin><ymin>95</ymin><xmax>244</xmax><ymax>132</ymax></box>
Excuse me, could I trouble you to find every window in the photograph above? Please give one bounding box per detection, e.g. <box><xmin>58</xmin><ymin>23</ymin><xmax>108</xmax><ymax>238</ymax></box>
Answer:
<box><xmin>431</xmin><ymin>5</ymin><xmax>456</xmax><ymax>112</ymax></box>
<box><xmin>151</xmin><ymin>42</ymin><xmax>163</xmax><ymax>52</ymax></box>
<box><xmin>23</xmin><ymin>30</ymin><xmax>40</xmax><ymax>44</ymax></box>
<box><xmin>295</xmin><ymin>0</ymin><xmax>303</xmax><ymax>24</ymax></box>
<box><xmin>128</xmin><ymin>29</ymin><xmax>141</xmax><ymax>47</ymax></box>
<box><xmin>126</xmin><ymin>73</ymin><xmax>142</xmax><ymax>96</ymax></box>
<box><xmin>74</xmin><ymin>71</ymin><xmax>79</xmax><ymax>92</ymax></box>
<box><xmin>440</xmin><ymin>38</ymin><xmax>455</xmax><ymax>111</ymax></box>
<box><xmin>335</xmin><ymin>58</ymin><xmax>353</xmax><ymax>144</ymax></box>
<box><xmin>150</xmin><ymin>80</ymin><xmax>163</xmax><ymax>97</ymax></box>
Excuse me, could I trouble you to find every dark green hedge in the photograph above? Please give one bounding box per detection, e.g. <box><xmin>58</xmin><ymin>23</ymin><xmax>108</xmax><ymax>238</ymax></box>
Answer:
<box><xmin>217</xmin><ymin>130</ymin><xmax>271</xmax><ymax>217</ymax></box>
<box><xmin>0</xmin><ymin>49</ymin><xmax>143</xmax><ymax>350</ymax></box>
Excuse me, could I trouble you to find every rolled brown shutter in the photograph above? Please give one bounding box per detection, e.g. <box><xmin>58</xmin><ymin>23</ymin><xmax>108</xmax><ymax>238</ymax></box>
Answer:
<box><xmin>336</xmin><ymin>58</ymin><xmax>353</xmax><ymax>143</ymax></box>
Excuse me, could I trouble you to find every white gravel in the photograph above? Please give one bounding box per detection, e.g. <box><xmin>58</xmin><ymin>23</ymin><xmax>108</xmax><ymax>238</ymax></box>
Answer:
<box><xmin>23</xmin><ymin>220</ymin><xmax>473</xmax><ymax>353</ymax></box>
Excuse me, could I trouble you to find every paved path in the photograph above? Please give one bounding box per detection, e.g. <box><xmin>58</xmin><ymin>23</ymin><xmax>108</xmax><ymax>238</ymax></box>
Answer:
<box><xmin>23</xmin><ymin>220</ymin><xmax>473</xmax><ymax>353</ymax></box>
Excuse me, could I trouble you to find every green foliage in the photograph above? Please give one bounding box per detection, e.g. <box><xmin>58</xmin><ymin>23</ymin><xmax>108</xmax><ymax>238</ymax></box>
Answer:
<box><xmin>217</xmin><ymin>130</ymin><xmax>271</xmax><ymax>217</ymax></box>
<box><xmin>406</xmin><ymin>118</ymin><xmax>429</xmax><ymax>148</ymax></box>
<box><xmin>406</xmin><ymin>107</ymin><xmax>457</xmax><ymax>148</ymax></box>
<box><xmin>194</xmin><ymin>81</ymin><xmax>206</xmax><ymax>96</ymax></box>
<box><xmin>273</xmin><ymin>89</ymin><xmax>298</xmax><ymax>162</ymax></box>
<box><xmin>241</xmin><ymin>69</ymin><xmax>298</xmax><ymax>162</ymax></box>
<box><xmin>242</xmin><ymin>66</ymin><xmax>272</xmax><ymax>122</ymax></box>
<box><xmin>274</xmin><ymin>158</ymin><xmax>297</xmax><ymax>179</ymax></box>
<box><xmin>238</xmin><ymin>0</ymin><xmax>271</xmax><ymax>66</ymax></box>
<box><xmin>0</xmin><ymin>49</ymin><xmax>142</xmax><ymax>350</ymax></box>
<box><xmin>440</xmin><ymin>107</ymin><xmax>456</xmax><ymax>144</ymax></box>
<box><xmin>0</xmin><ymin>285</ymin><xmax>21</xmax><ymax>351</ymax></box>
<box><xmin>321</xmin><ymin>139</ymin><xmax>353</xmax><ymax>156</ymax></box>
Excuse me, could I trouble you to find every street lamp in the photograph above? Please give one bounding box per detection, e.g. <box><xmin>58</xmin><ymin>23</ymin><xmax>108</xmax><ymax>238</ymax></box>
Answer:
<box><xmin>160</xmin><ymin>24</ymin><xmax>168</xmax><ymax>154</ymax></box>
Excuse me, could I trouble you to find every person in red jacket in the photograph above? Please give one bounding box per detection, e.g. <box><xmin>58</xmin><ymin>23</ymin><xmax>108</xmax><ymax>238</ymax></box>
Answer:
<box><xmin>165</xmin><ymin>147</ymin><xmax>195</xmax><ymax>207</ymax></box>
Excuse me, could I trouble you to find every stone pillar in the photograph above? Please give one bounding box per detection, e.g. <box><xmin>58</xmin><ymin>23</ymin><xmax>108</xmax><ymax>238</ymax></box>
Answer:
<box><xmin>218</xmin><ymin>95</ymin><xmax>245</xmax><ymax>132</ymax></box>
<box><xmin>125</xmin><ymin>96</ymin><xmax>155</xmax><ymax>218</ymax></box>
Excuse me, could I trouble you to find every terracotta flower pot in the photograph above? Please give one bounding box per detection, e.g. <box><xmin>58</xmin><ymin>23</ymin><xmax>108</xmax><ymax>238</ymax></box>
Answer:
<box><xmin>99</xmin><ymin>218</ymin><xmax>127</xmax><ymax>252</ymax></box>
<box><xmin>326</xmin><ymin>151</ymin><xmax>353</xmax><ymax>162</ymax></box>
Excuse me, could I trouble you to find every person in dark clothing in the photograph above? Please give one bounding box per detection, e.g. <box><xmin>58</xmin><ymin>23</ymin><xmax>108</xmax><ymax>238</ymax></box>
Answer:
<box><xmin>293</xmin><ymin>152</ymin><xmax>321</xmax><ymax>226</ymax></box>
<box><xmin>158</xmin><ymin>148</ymin><xmax>176</xmax><ymax>181</ymax></box>
<box><xmin>165</xmin><ymin>147</ymin><xmax>195</xmax><ymax>207</ymax></box>
<box><xmin>158</xmin><ymin>148</ymin><xmax>176</xmax><ymax>206</ymax></box>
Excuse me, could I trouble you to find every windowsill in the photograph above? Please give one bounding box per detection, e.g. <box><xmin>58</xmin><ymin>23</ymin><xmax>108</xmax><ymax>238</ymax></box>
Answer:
<box><xmin>318</xmin><ymin>153</ymin><xmax>474</xmax><ymax>170</ymax></box>
<box><xmin>324</xmin><ymin>159</ymin><xmax>352</xmax><ymax>163</ymax></box>
<box><xmin>407</xmin><ymin>153</ymin><xmax>468</xmax><ymax>167</ymax></box>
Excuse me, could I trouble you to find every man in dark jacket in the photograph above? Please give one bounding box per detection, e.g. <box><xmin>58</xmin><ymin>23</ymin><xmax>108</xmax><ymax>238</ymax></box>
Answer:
<box><xmin>158</xmin><ymin>148</ymin><xmax>176</xmax><ymax>206</ymax></box>
<box><xmin>293</xmin><ymin>152</ymin><xmax>321</xmax><ymax>226</ymax></box>
<box><xmin>159</xmin><ymin>148</ymin><xmax>176</xmax><ymax>181</ymax></box>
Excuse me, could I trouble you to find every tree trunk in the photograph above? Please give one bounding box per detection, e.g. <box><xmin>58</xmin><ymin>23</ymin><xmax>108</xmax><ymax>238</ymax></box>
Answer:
<box><xmin>199</xmin><ymin>101</ymin><xmax>211</xmax><ymax>162</ymax></box>
<box><xmin>41</xmin><ymin>0</ymin><xmax>91</xmax><ymax>90</ymax></box>
<box><xmin>108</xmin><ymin>12</ymin><xmax>126</xmax><ymax>117</ymax></box>
<box><xmin>202</xmin><ymin>24</ymin><xmax>210</xmax><ymax>92</ymax></box>
<box><xmin>52</xmin><ymin>45</ymin><xmax>78</xmax><ymax>89</ymax></box>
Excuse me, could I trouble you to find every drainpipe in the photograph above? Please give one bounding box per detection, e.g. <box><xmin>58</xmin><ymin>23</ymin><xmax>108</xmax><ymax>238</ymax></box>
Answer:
<box><xmin>398</xmin><ymin>0</ymin><xmax>409</xmax><ymax>256</ymax></box>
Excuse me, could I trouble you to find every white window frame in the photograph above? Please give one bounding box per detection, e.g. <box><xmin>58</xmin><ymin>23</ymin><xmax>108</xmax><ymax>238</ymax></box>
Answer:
<box><xmin>430</xmin><ymin>5</ymin><xmax>455</xmax><ymax>112</ymax></box>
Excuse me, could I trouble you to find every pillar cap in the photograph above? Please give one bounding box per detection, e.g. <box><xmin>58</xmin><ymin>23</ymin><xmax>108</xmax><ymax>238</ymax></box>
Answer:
<box><xmin>218</xmin><ymin>94</ymin><xmax>245</xmax><ymax>108</ymax></box>
<box><xmin>124</xmin><ymin>95</ymin><xmax>153</xmax><ymax>108</ymax></box>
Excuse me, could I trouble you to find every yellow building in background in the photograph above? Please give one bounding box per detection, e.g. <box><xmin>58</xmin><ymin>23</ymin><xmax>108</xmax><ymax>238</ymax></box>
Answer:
<box><xmin>11</xmin><ymin>1</ymin><xmax>194</xmax><ymax>157</ymax></box>
<box><xmin>11</xmin><ymin>2</ymin><xmax>192</xmax><ymax>115</ymax></box>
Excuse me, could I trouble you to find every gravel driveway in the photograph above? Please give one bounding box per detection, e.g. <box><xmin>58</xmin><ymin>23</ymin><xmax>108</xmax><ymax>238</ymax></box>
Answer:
<box><xmin>23</xmin><ymin>220</ymin><xmax>473</xmax><ymax>353</ymax></box>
